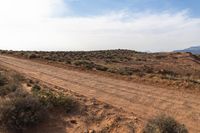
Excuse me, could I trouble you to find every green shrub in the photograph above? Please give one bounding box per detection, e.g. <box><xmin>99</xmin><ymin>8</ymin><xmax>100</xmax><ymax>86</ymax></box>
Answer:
<box><xmin>143</xmin><ymin>115</ymin><xmax>188</xmax><ymax>133</ymax></box>
<box><xmin>0</xmin><ymin>96</ymin><xmax>46</xmax><ymax>132</ymax></box>
<box><xmin>51</xmin><ymin>94</ymin><xmax>75</xmax><ymax>113</ymax></box>
<box><xmin>33</xmin><ymin>89</ymin><xmax>75</xmax><ymax>113</ymax></box>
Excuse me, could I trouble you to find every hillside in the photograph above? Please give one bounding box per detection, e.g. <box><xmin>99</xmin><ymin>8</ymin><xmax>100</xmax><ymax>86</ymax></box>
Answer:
<box><xmin>1</xmin><ymin>49</ymin><xmax>200</xmax><ymax>90</ymax></box>
<box><xmin>175</xmin><ymin>46</ymin><xmax>200</xmax><ymax>54</ymax></box>
<box><xmin>0</xmin><ymin>55</ymin><xmax>198</xmax><ymax>133</ymax></box>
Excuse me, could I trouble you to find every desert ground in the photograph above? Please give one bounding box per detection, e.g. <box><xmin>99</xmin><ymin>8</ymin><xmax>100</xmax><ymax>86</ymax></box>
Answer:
<box><xmin>0</xmin><ymin>50</ymin><xmax>200</xmax><ymax>133</ymax></box>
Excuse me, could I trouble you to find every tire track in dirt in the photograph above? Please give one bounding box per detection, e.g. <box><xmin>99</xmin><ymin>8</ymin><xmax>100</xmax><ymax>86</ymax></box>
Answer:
<box><xmin>0</xmin><ymin>59</ymin><xmax>152</xmax><ymax>121</ymax></box>
<box><xmin>0</xmin><ymin>55</ymin><xmax>200</xmax><ymax>133</ymax></box>
<box><xmin>2</xmin><ymin>56</ymin><xmax>200</xmax><ymax>115</ymax></box>
<box><xmin>4</xmin><ymin>56</ymin><xmax>200</xmax><ymax>102</ymax></box>
<box><xmin>2</xmin><ymin>56</ymin><xmax>200</xmax><ymax>110</ymax></box>
<box><xmin>0</xmin><ymin>59</ymin><xmax>153</xmax><ymax>119</ymax></box>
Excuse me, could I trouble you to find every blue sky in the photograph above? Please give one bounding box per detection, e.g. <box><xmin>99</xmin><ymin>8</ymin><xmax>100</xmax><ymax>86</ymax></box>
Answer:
<box><xmin>65</xmin><ymin>0</ymin><xmax>200</xmax><ymax>17</ymax></box>
<box><xmin>0</xmin><ymin>0</ymin><xmax>199</xmax><ymax>52</ymax></box>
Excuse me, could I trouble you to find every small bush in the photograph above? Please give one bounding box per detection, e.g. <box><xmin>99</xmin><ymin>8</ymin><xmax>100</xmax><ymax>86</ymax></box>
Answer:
<box><xmin>0</xmin><ymin>74</ymin><xmax>22</xmax><ymax>96</ymax></box>
<box><xmin>0</xmin><ymin>83</ymin><xmax>18</xmax><ymax>96</ymax></box>
<box><xmin>158</xmin><ymin>69</ymin><xmax>177</xmax><ymax>77</ymax></box>
<box><xmin>107</xmin><ymin>68</ymin><xmax>118</xmax><ymax>73</ymax></box>
<box><xmin>12</xmin><ymin>74</ymin><xmax>24</xmax><ymax>83</ymax></box>
<box><xmin>95</xmin><ymin>65</ymin><xmax>108</xmax><ymax>71</ymax></box>
<box><xmin>27</xmin><ymin>53</ymin><xmax>38</xmax><ymax>59</ymax></box>
<box><xmin>33</xmin><ymin>89</ymin><xmax>75</xmax><ymax>113</ymax></box>
<box><xmin>0</xmin><ymin>73</ymin><xmax>7</xmax><ymax>86</ymax></box>
<box><xmin>0</xmin><ymin>87</ymin><xmax>10</xmax><ymax>96</ymax></box>
<box><xmin>31</xmin><ymin>84</ymin><xmax>41</xmax><ymax>93</ymax></box>
<box><xmin>51</xmin><ymin>94</ymin><xmax>75</xmax><ymax>113</ymax></box>
<box><xmin>11</xmin><ymin>88</ymin><xmax>29</xmax><ymax>99</ymax></box>
<box><xmin>73</xmin><ymin>60</ymin><xmax>95</xmax><ymax>69</ymax></box>
<box><xmin>117</xmin><ymin>67</ymin><xmax>138</xmax><ymax>76</ymax></box>
<box><xmin>0</xmin><ymin>96</ymin><xmax>46</xmax><ymax>132</ymax></box>
<box><xmin>143</xmin><ymin>115</ymin><xmax>188</xmax><ymax>133</ymax></box>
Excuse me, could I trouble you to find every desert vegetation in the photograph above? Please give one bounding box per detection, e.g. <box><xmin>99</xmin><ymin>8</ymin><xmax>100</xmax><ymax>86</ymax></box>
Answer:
<box><xmin>0</xmin><ymin>96</ymin><xmax>45</xmax><ymax>132</ymax></box>
<box><xmin>1</xmin><ymin>50</ymin><xmax>199</xmax><ymax>77</ymax></box>
<box><xmin>1</xmin><ymin>49</ymin><xmax>200</xmax><ymax>90</ymax></box>
<box><xmin>0</xmin><ymin>66</ymin><xmax>189</xmax><ymax>133</ymax></box>
<box><xmin>0</xmin><ymin>69</ymin><xmax>76</xmax><ymax>133</ymax></box>
<box><xmin>143</xmin><ymin>115</ymin><xmax>188</xmax><ymax>133</ymax></box>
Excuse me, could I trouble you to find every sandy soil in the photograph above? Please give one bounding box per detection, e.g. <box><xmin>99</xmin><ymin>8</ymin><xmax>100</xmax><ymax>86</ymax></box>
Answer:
<box><xmin>0</xmin><ymin>55</ymin><xmax>200</xmax><ymax>133</ymax></box>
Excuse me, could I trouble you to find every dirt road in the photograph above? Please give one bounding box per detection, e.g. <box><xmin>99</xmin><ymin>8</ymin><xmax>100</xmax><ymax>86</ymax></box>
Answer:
<box><xmin>0</xmin><ymin>55</ymin><xmax>200</xmax><ymax>133</ymax></box>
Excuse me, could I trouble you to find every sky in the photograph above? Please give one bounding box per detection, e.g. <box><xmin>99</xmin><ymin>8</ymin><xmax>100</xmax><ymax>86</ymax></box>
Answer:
<box><xmin>0</xmin><ymin>0</ymin><xmax>200</xmax><ymax>52</ymax></box>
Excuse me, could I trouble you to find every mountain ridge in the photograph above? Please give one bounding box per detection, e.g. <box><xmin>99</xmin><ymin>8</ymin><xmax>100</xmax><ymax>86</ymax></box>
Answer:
<box><xmin>175</xmin><ymin>46</ymin><xmax>200</xmax><ymax>54</ymax></box>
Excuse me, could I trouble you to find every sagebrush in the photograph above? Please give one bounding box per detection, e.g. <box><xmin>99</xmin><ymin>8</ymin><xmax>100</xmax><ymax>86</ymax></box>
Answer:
<box><xmin>143</xmin><ymin>115</ymin><xmax>188</xmax><ymax>133</ymax></box>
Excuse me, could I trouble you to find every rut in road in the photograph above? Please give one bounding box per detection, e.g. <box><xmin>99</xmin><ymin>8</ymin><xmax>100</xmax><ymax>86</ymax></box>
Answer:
<box><xmin>0</xmin><ymin>55</ymin><xmax>200</xmax><ymax>133</ymax></box>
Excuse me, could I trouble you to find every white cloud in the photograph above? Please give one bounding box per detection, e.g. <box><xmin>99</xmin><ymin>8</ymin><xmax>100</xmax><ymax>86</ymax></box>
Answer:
<box><xmin>0</xmin><ymin>0</ymin><xmax>200</xmax><ymax>52</ymax></box>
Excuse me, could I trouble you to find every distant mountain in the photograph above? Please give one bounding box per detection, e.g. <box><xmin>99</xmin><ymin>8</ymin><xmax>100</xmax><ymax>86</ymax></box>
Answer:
<box><xmin>175</xmin><ymin>46</ymin><xmax>200</xmax><ymax>54</ymax></box>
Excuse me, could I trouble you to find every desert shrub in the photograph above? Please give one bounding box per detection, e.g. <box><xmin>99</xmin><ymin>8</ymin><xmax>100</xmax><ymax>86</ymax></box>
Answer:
<box><xmin>7</xmin><ymin>51</ymin><xmax>14</xmax><ymax>55</ymax></box>
<box><xmin>0</xmin><ymin>73</ymin><xmax>23</xmax><ymax>96</ymax></box>
<box><xmin>143</xmin><ymin>115</ymin><xmax>188</xmax><ymax>133</ymax></box>
<box><xmin>143</xmin><ymin>66</ymin><xmax>154</xmax><ymax>73</ymax></box>
<box><xmin>155</xmin><ymin>55</ymin><xmax>166</xmax><ymax>59</ymax></box>
<box><xmin>0</xmin><ymin>96</ymin><xmax>46</xmax><ymax>132</ymax></box>
<box><xmin>0</xmin><ymin>50</ymin><xmax>6</xmax><ymax>54</ymax></box>
<box><xmin>94</xmin><ymin>65</ymin><xmax>108</xmax><ymax>71</ymax></box>
<box><xmin>0</xmin><ymin>86</ymin><xmax>11</xmax><ymax>96</ymax></box>
<box><xmin>51</xmin><ymin>94</ymin><xmax>75</xmax><ymax>113</ymax></box>
<box><xmin>107</xmin><ymin>68</ymin><xmax>118</xmax><ymax>73</ymax></box>
<box><xmin>117</xmin><ymin>67</ymin><xmax>138</xmax><ymax>75</ymax></box>
<box><xmin>32</xmin><ymin>88</ymin><xmax>75</xmax><ymax>113</ymax></box>
<box><xmin>64</xmin><ymin>60</ymin><xmax>71</xmax><ymax>64</ymax></box>
<box><xmin>105</xmin><ymin>58</ymin><xmax>121</xmax><ymax>63</ymax></box>
<box><xmin>10</xmin><ymin>88</ymin><xmax>29</xmax><ymax>99</ymax></box>
<box><xmin>73</xmin><ymin>60</ymin><xmax>95</xmax><ymax>69</ymax></box>
<box><xmin>43</xmin><ymin>56</ymin><xmax>50</xmax><ymax>60</ymax></box>
<box><xmin>158</xmin><ymin>69</ymin><xmax>177</xmax><ymax>77</ymax></box>
<box><xmin>27</xmin><ymin>53</ymin><xmax>38</xmax><ymax>59</ymax></box>
<box><xmin>0</xmin><ymin>83</ymin><xmax>18</xmax><ymax>96</ymax></box>
<box><xmin>0</xmin><ymin>73</ymin><xmax>7</xmax><ymax>86</ymax></box>
<box><xmin>188</xmin><ymin>78</ymin><xmax>200</xmax><ymax>84</ymax></box>
<box><xmin>12</xmin><ymin>74</ymin><xmax>24</xmax><ymax>83</ymax></box>
<box><xmin>31</xmin><ymin>84</ymin><xmax>41</xmax><ymax>93</ymax></box>
<box><xmin>135</xmin><ymin>58</ymin><xmax>147</xmax><ymax>61</ymax></box>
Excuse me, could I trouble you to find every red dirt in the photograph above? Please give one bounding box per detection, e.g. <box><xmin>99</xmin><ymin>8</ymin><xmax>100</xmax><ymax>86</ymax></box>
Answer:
<box><xmin>0</xmin><ymin>55</ymin><xmax>200</xmax><ymax>133</ymax></box>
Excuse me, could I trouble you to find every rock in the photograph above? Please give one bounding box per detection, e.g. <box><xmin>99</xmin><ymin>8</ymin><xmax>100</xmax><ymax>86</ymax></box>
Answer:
<box><xmin>89</xmin><ymin>129</ymin><xmax>95</xmax><ymax>133</ymax></box>
<box><xmin>70</xmin><ymin>120</ymin><xmax>77</xmax><ymax>124</ymax></box>
<box><xmin>134</xmin><ymin>117</ymin><xmax>138</xmax><ymax>121</ymax></box>
<box><xmin>103</xmin><ymin>103</ymin><xmax>110</xmax><ymax>108</ymax></box>
<box><xmin>84</xmin><ymin>129</ymin><xmax>89</xmax><ymax>133</ymax></box>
